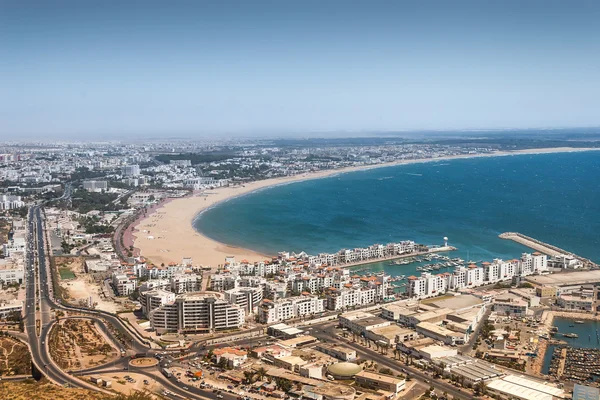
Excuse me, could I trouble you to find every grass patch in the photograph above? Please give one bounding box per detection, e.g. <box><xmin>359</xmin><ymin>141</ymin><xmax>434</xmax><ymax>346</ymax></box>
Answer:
<box><xmin>58</xmin><ymin>268</ymin><xmax>76</xmax><ymax>280</ymax></box>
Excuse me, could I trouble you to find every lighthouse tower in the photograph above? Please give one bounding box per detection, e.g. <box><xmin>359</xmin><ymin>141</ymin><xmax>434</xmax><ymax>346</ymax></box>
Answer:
<box><xmin>444</xmin><ymin>237</ymin><xmax>448</xmax><ymax>247</ymax></box>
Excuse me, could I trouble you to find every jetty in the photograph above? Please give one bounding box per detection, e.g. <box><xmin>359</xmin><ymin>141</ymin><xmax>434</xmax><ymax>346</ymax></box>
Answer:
<box><xmin>499</xmin><ymin>232</ymin><xmax>597</xmax><ymax>268</ymax></box>
<box><xmin>345</xmin><ymin>245</ymin><xmax>457</xmax><ymax>269</ymax></box>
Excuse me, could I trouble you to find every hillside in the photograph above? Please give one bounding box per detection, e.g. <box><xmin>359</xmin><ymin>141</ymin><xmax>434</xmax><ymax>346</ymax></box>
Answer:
<box><xmin>0</xmin><ymin>379</ymin><xmax>157</xmax><ymax>400</ymax></box>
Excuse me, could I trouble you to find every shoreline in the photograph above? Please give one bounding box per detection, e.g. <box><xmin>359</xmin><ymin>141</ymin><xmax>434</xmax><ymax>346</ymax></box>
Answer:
<box><xmin>133</xmin><ymin>147</ymin><xmax>600</xmax><ymax>267</ymax></box>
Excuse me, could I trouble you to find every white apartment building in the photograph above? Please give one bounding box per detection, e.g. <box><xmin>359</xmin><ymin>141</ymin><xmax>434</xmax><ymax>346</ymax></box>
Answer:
<box><xmin>407</xmin><ymin>253</ymin><xmax>548</xmax><ymax>300</ymax></box>
<box><xmin>0</xmin><ymin>260</ymin><xmax>25</xmax><ymax>286</ymax></box>
<box><xmin>326</xmin><ymin>287</ymin><xmax>378</xmax><ymax>310</ymax></box>
<box><xmin>407</xmin><ymin>272</ymin><xmax>449</xmax><ymax>299</ymax></box>
<box><xmin>140</xmin><ymin>289</ymin><xmax>176</xmax><ymax>316</ymax></box>
<box><xmin>138</xmin><ymin>279</ymin><xmax>171</xmax><ymax>292</ymax></box>
<box><xmin>149</xmin><ymin>292</ymin><xmax>245</xmax><ymax>334</ymax></box>
<box><xmin>0</xmin><ymin>300</ymin><xmax>23</xmax><ymax>319</ymax></box>
<box><xmin>210</xmin><ymin>274</ymin><xmax>238</xmax><ymax>291</ymax></box>
<box><xmin>224</xmin><ymin>286</ymin><xmax>263</xmax><ymax>314</ymax></box>
<box><xmin>170</xmin><ymin>274</ymin><xmax>201</xmax><ymax>294</ymax></box>
<box><xmin>82</xmin><ymin>180</ymin><xmax>108</xmax><ymax>192</ymax></box>
<box><xmin>519</xmin><ymin>252</ymin><xmax>548</xmax><ymax>275</ymax></box>
<box><xmin>112</xmin><ymin>272</ymin><xmax>137</xmax><ymax>296</ymax></box>
<box><xmin>258</xmin><ymin>295</ymin><xmax>326</xmax><ymax>324</ymax></box>
<box><xmin>0</xmin><ymin>195</ymin><xmax>25</xmax><ymax>210</ymax></box>
<box><xmin>122</xmin><ymin>164</ymin><xmax>140</xmax><ymax>177</ymax></box>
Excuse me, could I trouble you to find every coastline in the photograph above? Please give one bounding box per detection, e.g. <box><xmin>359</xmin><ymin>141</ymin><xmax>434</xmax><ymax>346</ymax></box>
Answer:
<box><xmin>133</xmin><ymin>147</ymin><xmax>600</xmax><ymax>267</ymax></box>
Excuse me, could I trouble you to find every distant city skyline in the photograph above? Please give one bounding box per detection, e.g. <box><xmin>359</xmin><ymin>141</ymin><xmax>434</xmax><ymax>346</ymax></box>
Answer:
<box><xmin>2</xmin><ymin>0</ymin><xmax>600</xmax><ymax>139</ymax></box>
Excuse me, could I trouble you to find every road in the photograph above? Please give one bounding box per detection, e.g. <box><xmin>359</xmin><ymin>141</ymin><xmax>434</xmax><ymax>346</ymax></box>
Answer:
<box><xmin>310</xmin><ymin>322</ymin><xmax>472</xmax><ymax>400</ymax></box>
<box><xmin>25</xmin><ymin>205</ymin><xmax>241</xmax><ymax>400</ymax></box>
<box><xmin>25</xmin><ymin>203</ymin><xmax>467</xmax><ymax>400</ymax></box>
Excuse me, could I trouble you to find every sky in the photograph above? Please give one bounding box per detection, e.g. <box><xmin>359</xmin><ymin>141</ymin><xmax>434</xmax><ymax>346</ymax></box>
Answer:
<box><xmin>1</xmin><ymin>1</ymin><xmax>600</xmax><ymax>139</ymax></box>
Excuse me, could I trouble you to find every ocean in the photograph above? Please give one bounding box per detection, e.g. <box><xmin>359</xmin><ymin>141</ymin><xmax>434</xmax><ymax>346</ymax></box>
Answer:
<box><xmin>194</xmin><ymin>151</ymin><xmax>600</xmax><ymax>278</ymax></box>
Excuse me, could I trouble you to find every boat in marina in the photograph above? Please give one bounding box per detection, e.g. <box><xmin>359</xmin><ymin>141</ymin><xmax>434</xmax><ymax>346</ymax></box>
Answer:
<box><xmin>575</xmin><ymin>320</ymin><xmax>585</xmax><ymax>324</ymax></box>
<box><xmin>564</xmin><ymin>333</ymin><xmax>579</xmax><ymax>338</ymax></box>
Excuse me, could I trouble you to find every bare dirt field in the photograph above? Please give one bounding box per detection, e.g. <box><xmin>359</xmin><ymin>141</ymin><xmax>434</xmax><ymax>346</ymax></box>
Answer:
<box><xmin>91</xmin><ymin>371</ymin><xmax>163</xmax><ymax>397</ymax></box>
<box><xmin>0</xmin><ymin>336</ymin><xmax>31</xmax><ymax>376</ymax></box>
<box><xmin>0</xmin><ymin>380</ymin><xmax>107</xmax><ymax>400</ymax></box>
<box><xmin>49</xmin><ymin>319</ymin><xmax>119</xmax><ymax>370</ymax></box>
<box><xmin>54</xmin><ymin>256</ymin><xmax>125</xmax><ymax>313</ymax></box>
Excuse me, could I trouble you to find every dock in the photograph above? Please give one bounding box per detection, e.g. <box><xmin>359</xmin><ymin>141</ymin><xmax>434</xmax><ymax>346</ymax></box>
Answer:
<box><xmin>346</xmin><ymin>246</ymin><xmax>457</xmax><ymax>269</ymax></box>
<box><xmin>499</xmin><ymin>232</ymin><xmax>596</xmax><ymax>268</ymax></box>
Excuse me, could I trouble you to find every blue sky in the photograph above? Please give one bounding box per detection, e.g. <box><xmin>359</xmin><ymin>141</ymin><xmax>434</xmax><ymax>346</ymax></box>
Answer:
<box><xmin>1</xmin><ymin>0</ymin><xmax>599</xmax><ymax>138</ymax></box>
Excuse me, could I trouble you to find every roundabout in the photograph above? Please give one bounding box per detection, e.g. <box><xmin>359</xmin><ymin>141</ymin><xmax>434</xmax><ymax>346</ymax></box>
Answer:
<box><xmin>129</xmin><ymin>357</ymin><xmax>159</xmax><ymax>368</ymax></box>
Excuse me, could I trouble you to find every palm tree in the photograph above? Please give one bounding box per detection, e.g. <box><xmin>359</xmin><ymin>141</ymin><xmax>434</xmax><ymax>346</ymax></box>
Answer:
<box><xmin>243</xmin><ymin>370</ymin><xmax>255</xmax><ymax>384</ymax></box>
<box><xmin>256</xmin><ymin>367</ymin><xmax>267</xmax><ymax>381</ymax></box>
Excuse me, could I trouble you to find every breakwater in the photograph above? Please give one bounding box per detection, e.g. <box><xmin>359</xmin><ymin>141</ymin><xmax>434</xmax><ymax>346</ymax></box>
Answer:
<box><xmin>499</xmin><ymin>232</ymin><xmax>597</xmax><ymax>268</ymax></box>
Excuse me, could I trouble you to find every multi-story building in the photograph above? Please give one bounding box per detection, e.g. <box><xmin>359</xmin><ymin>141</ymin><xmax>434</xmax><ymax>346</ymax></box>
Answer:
<box><xmin>210</xmin><ymin>274</ymin><xmax>238</xmax><ymax>291</ymax></box>
<box><xmin>0</xmin><ymin>195</ymin><xmax>25</xmax><ymax>210</ymax></box>
<box><xmin>140</xmin><ymin>289</ymin><xmax>176</xmax><ymax>316</ymax></box>
<box><xmin>0</xmin><ymin>261</ymin><xmax>24</xmax><ymax>286</ymax></box>
<box><xmin>82</xmin><ymin>180</ymin><xmax>108</xmax><ymax>192</ymax></box>
<box><xmin>258</xmin><ymin>295</ymin><xmax>326</xmax><ymax>324</ymax></box>
<box><xmin>407</xmin><ymin>253</ymin><xmax>549</xmax><ymax>300</ymax></box>
<box><xmin>224</xmin><ymin>286</ymin><xmax>263</xmax><ymax>314</ymax></box>
<box><xmin>170</xmin><ymin>274</ymin><xmax>201</xmax><ymax>294</ymax></box>
<box><xmin>122</xmin><ymin>164</ymin><xmax>140</xmax><ymax>177</ymax></box>
<box><xmin>149</xmin><ymin>292</ymin><xmax>245</xmax><ymax>334</ymax></box>
<box><xmin>112</xmin><ymin>272</ymin><xmax>137</xmax><ymax>296</ymax></box>
<box><xmin>556</xmin><ymin>295</ymin><xmax>593</xmax><ymax>311</ymax></box>
<box><xmin>0</xmin><ymin>300</ymin><xmax>23</xmax><ymax>319</ymax></box>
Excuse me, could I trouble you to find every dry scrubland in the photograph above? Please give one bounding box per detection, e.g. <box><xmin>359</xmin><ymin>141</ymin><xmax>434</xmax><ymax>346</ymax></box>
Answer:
<box><xmin>49</xmin><ymin>319</ymin><xmax>117</xmax><ymax>370</ymax></box>
<box><xmin>0</xmin><ymin>380</ymin><xmax>158</xmax><ymax>400</ymax></box>
<box><xmin>0</xmin><ymin>336</ymin><xmax>31</xmax><ymax>376</ymax></box>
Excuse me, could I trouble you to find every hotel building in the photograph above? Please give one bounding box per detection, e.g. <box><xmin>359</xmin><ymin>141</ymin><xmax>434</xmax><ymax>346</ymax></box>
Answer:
<box><xmin>149</xmin><ymin>292</ymin><xmax>245</xmax><ymax>334</ymax></box>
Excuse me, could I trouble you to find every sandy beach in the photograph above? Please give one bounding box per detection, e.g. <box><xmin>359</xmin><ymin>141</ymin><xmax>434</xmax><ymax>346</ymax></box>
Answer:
<box><xmin>133</xmin><ymin>147</ymin><xmax>600</xmax><ymax>267</ymax></box>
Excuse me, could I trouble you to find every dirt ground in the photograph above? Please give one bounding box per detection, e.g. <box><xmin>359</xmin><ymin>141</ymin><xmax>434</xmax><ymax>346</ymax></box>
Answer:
<box><xmin>90</xmin><ymin>371</ymin><xmax>163</xmax><ymax>397</ymax></box>
<box><xmin>0</xmin><ymin>380</ymin><xmax>107</xmax><ymax>400</ymax></box>
<box><xmin>49</xmin><ymin>319</ymin><xmax>119</xmax><ymax>370</ymax></box>
<box><xmin>55</xmin><ymin>256</ymin><xmax>124</xmax><ymax>313</ymax></box>
<box><xmin>0</xmin><ymin>337</ymin><xmax>31</xmax><ymax>376</ymax></box>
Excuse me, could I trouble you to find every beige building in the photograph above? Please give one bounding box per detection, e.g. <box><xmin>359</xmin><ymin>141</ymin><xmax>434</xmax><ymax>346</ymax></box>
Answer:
<box><xmin>354</xmin><ymin>371</ymin><xmax>406</xmax><ymax>394</ymax></box>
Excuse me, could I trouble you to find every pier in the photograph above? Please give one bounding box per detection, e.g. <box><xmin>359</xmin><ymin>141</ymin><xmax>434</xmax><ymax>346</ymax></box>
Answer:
<box><xmin>499</xmin><ymin>232</ymin><xmax>597</xmax><ymax>268</ymax></box>
<box><xmin>345</xmin><ymin>245</ymin><xmax>457</xmax><ymax>269</ymax></box>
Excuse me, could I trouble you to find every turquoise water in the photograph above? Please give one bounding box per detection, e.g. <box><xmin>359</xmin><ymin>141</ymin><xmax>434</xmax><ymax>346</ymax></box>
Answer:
<box><xmin>195</xmin><ymin>151</ymin><xmax>600</xmax><ymax>277</ymax></box>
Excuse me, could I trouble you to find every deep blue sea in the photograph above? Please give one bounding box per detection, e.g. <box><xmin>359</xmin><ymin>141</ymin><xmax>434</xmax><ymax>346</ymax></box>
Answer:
<box><xmin>194</xmin><ymin>151</ymin><xmax>600</xmax><ymax>277</ymax></box>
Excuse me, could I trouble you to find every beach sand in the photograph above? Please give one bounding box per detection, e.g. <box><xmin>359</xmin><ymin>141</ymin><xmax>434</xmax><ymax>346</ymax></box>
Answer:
<box><xmin>133</xmin><ymin>147</ymin><xmax>600</xmax><ymax>267</ymax></box>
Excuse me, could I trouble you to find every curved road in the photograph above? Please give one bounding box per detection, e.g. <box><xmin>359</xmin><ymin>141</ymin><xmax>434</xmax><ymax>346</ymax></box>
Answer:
<box><xmin>26</xmin><ymin>205</ymin><xmax>241</xmax><ymax>400</ymax></box>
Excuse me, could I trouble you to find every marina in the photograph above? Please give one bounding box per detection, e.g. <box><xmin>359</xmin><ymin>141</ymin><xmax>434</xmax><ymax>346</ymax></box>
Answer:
<box><xmin>543</xmin><ymin>317</ymin><xmax>600</xmax><ymax>378</ymax></box>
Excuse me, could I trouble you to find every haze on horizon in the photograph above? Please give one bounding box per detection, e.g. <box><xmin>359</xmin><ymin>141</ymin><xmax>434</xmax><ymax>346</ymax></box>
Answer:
<box><xmin>1</xmin><ymin>0</ymin><xmax>600</xmax><ymax>140</ymax></box>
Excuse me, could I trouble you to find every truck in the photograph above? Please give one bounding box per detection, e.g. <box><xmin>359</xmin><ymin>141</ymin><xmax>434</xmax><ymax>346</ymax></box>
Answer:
<box><xmin>162</xmin><ymin>368</ymin><xmax>173</xmax><ymax>378</ymax></box>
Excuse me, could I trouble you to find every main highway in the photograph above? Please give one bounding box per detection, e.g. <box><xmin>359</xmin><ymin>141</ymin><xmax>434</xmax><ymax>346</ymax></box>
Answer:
<box><xmin>25</xmin><ymin>204</ymin><xmax>470</xmax><ymax>400</ymax></box>
<box><xmin>25</xmin><ymin>205</ymin><xmax>240</xmax><ymax>400</ymax></box>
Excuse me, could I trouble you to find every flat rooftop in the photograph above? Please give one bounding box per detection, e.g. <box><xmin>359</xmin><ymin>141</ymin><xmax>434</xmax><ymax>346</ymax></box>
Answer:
<box><xmin>427</xmin><ymin>294</ymin><xmax>484</xmax><ymax>310</ymax></box>
<box><xmin>354</xmin><ymin>316</ymin><xmax>390</xmax><ymax>328</ymax></box>
<box><xmin>525</xmin><ymin>270</ymin><xmax>600</xmax><ymax>286</ymax></box>
<box><xmin>370</xmin><ymin>325</ymin><xmax>414</xmax><ymax>337</ymax></box>
<box><xmin>355</xmin><ymin>370</ymin><xmax>404</xmax><ymax>384</ymax></box>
